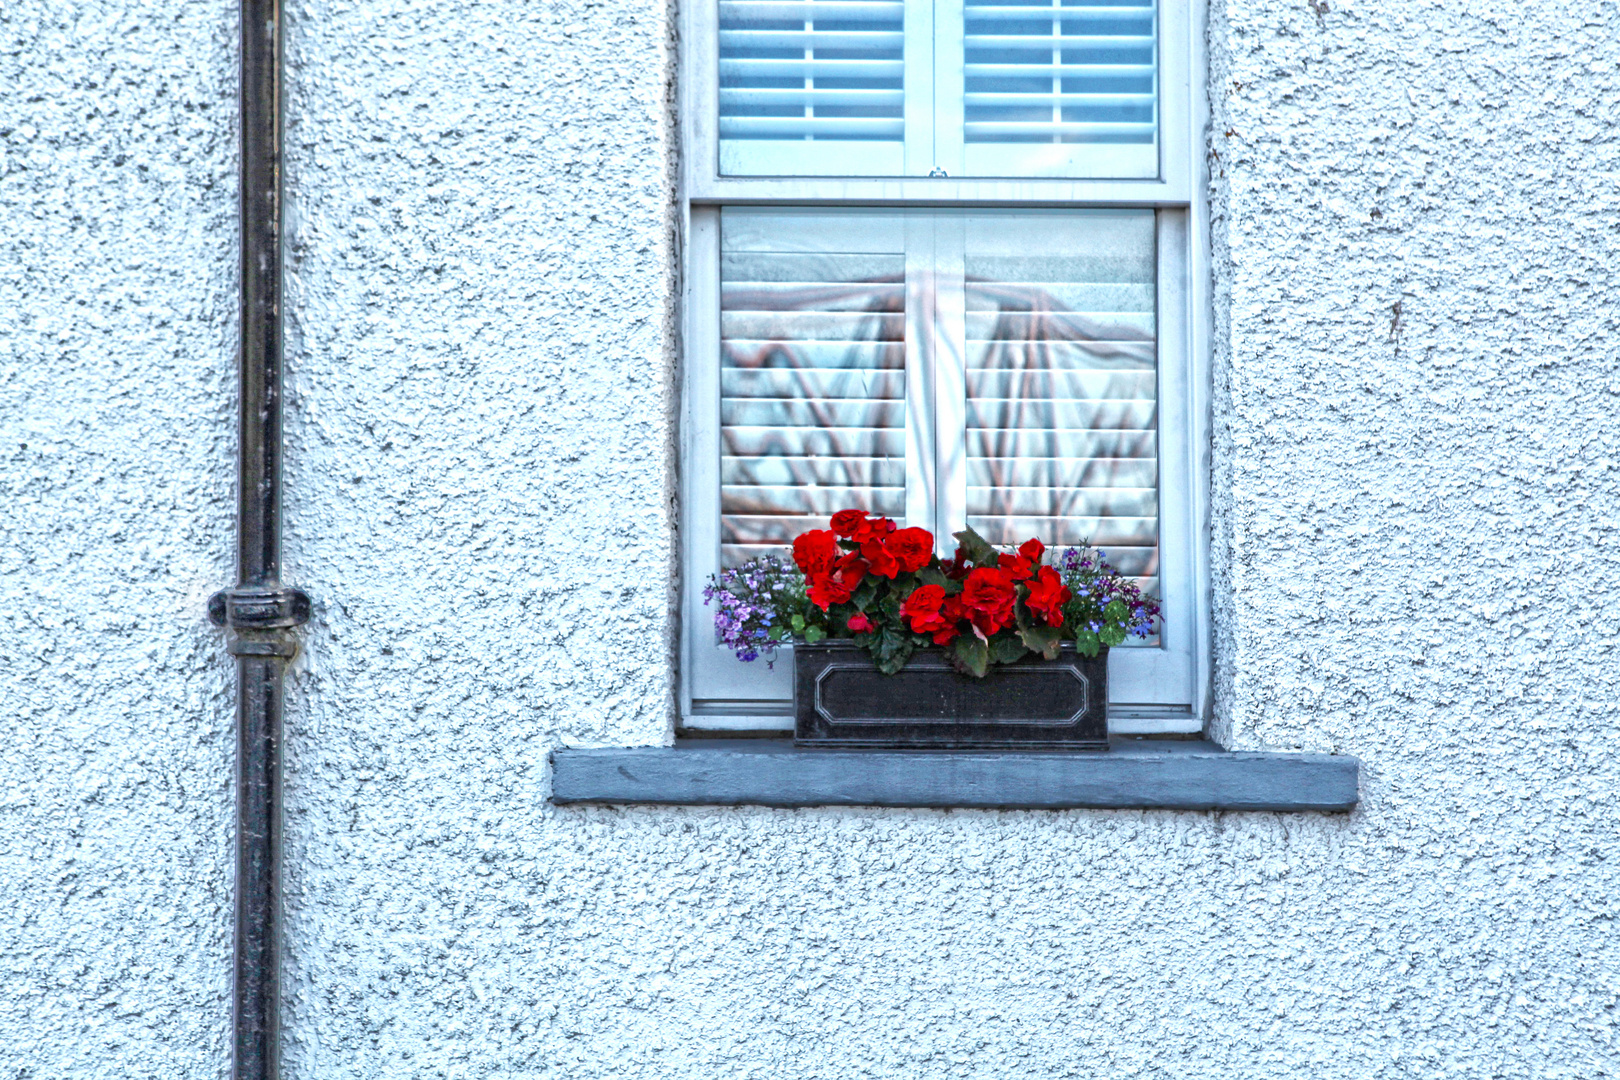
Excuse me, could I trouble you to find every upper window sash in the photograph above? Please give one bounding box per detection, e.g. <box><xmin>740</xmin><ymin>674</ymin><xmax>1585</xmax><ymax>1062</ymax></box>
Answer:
<box><xmin>684</xmin><ymin>0</ymin><xmax>1193</xmax><ymax>199</ymax></box>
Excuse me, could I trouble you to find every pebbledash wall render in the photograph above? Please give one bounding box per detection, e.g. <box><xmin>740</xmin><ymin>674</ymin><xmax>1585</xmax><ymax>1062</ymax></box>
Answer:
<box><xmin>2</xmin><ymin>0</ymin><xmax>1617</xmax><ymax>1077</ymax></box>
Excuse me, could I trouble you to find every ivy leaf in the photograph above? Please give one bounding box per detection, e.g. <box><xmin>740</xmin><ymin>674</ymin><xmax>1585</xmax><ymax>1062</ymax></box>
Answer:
<box><xmin>951</xmin><ymin>526</ymin><xmax>999</xmax><ymax>568</ymax></box>
<box><xmin>949</xmin><ymin>635</ymin><xmax>992</xmax><ymax>678</ymax></box>
<box><xmin>1018</xmin><ymin>624</ymin><xmax>1063</xmax><ymax>660</ymax></box>
<box><xmin>804</xmin><ymin>625</ymin><xmax>827</xmax><ymax>644</ymax></box>
<box><xmin>1099</xmin><ymin>624</ymin><xmax>1127</xmax><ymax>647</ymax></box>
<box><xmin>1073</xmin><ymin>628</ymin><xmax>1101</xmax><ymax>658</ymax></box>
<box><xmin>991</xmin><ymin>636</ymin><xmax>1029</xmax><ymax>665</ymax></box>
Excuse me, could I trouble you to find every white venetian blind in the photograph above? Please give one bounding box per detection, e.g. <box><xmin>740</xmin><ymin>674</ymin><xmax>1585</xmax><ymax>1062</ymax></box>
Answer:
<box><xmin>962</xmin><ymin>210</ymin><xmax>1159</xmax><ymax>591</ymax></box>
<box><xmin>718</xmin><ymin>0</ymin><xmax>908</xmax><ymax>176</ymax></box>
<box><xmin>719</xmin><ymin>210</ymin><xmax>909</xmax><ymax>566</ymax></box>
<box><xmin>958</xmin><ymin>0</ymin><xmax>1158</xmax><ymax>177</ymax></box>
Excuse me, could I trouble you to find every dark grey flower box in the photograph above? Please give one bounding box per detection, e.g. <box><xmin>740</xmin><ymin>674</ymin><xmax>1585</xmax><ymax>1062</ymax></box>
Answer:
<box><xmin>793</xmin><ymin>640</ymin><xmax>1109</xmax><ymax>750</ymax></box>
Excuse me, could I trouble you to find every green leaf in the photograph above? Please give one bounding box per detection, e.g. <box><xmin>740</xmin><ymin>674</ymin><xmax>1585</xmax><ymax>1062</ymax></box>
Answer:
<box><xmin>1104</xmin><ymin>598</ymin><xmax>1128</xmax><ymax>621</ymax></box>
<box><xmin>791</xmin><ymin>613</ymin><xmax>806</xmax><ymax>633</ymax></box>
<box><xmin>875</xmin><ymin>641</ymin><xmax>914</xmax><ymax>676</ymax></box>
<box><xmin>1099</xmin><ymin>624</ymin><xmax>1127</xmax><ymax>647</ymax></box>
<box><xmin>915</xmin><ymin>566</ymin><xmax>950</xmax><ymax>588</ymax></box>
<box><xmin>991</xmin><ymin>636</ymin><xmax>1029</xmax><ymax>665</ymax></box>
<box><xmin>804</xmin><ymin>625</ymin><xmax>826</xmax><ymax>644</ymax></box>
<box><xmin>852</xmin><ymin>577</ymin><xmax>879</xmax><ymax>611</ymax></box>
<box><xmin>1018</xmin><ymin>624</ymin><xmax>1063</xmax><ymax>660</ymax></box>
<box><xmin>868</xmin><ymin>623</ymin><xmax>907</xmax><ymax>663</ymax></box>
<box><xmin>951</xmin><ymin>526</ymin><xmax>999</xmax><ymax>568</ymax></box>
<box><xmin>769</xmin><ymin>626</ymin><xmax>787</xmax><ymax>642</ymax></box>
<box><xmin>1073</xmin><ymin>628</ymin><xmax>1101</xmax><ymax>658</ymax></box>
<box><xmin>949</xmin><ymin>635</ymin><xmax>992</xmax><ymax>678</ymax></box>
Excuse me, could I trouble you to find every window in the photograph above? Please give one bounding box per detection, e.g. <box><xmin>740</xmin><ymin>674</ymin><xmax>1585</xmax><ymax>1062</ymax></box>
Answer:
<box><xmin>681</xmin><ymin>0</ymin><xmax>1209</xmax><ymax>734</ymax></box>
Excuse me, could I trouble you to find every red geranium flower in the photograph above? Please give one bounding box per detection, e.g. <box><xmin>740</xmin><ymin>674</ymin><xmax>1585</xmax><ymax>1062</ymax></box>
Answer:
<box><xmin>900</xmin><ymin>584</ymin><xmax>947</xmax><ymax>631</ymax></box>
<box><xmin>846</xmin><ymin>612</ymin><xmax>874</xmax><ymax>633</ymax></box>
<box><xmin>806</xmin><ymin>552</ymin><xmax>868</xmax><ymax>611</ymax></box>
<box><xmin>997</xmin><ymin>551</ymin><xmax>1035</xmax><ymax>581</ymax></box>
<box><xmin>792</xmin><ymin>529</ymin><xmax>840</xmax><ymax>576</ymax></box>
<box><xmin>851</xmin><ymin>515</ymin><xmax>897</xmax><ymax>545</ymax></box>
<box><xmin>960</xmin><ymin>567</ymin><xmax>1017</xmax><ymax>634</ymax></box>
<box><xmin>900</xmin><ymin>584</ymin><xmax>961</xmax><ymax>644</ymax></box>
<box><xmin>1024</xmin><ymin>565</ymin><xmax>1071</xmax><ymax>628</ymax></box>
<box><xmin>829</xmin><ymin>509</ymin><xmax>868</xmax><ymax>538</ymax></box>
<box><xmin>861</xmin><ymin>536</ymin><xmax>901</xmax><ymax>579</ymax></box>
<box><xmin>935</xmin><ymin>596</ymin><xmax>965</xmax><ymax>644</ymax></box>
<box><xmin>885</xmin><ymin>527</ymin><xmax>935</xmax><ymax>573</ymax></box>
<box><xmin>1018</xmin><ymin>538</ymin><xmax>1045</xmax><ymax>565</ymax></box>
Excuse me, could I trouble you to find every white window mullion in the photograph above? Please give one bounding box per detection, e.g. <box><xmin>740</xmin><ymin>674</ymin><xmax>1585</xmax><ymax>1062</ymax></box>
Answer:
<box><xmin>904</xmin><ymin>212</ymin><xmax>937</xmax><ymax>532</ymax></box>
<box><xmin>931</xmin><ymin>213</ymin><xmax>968</xmax><ymax>548</ymax></box>
<box><xmin>931</xmin><ymin>0</ymin><xmax>966</xmax><ymax>175</ymax></box>
<box><xmin>902</xmin><ymin>0</ymin><xmax>936</xmax><ymax>174</ymax></box>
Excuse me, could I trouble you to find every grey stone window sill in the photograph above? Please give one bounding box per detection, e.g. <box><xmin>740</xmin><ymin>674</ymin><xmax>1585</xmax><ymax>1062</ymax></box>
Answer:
<box><xmin>550</xmin><ymin>738</ymin><xmax>1360</xmax><ymax>812</ymax></box>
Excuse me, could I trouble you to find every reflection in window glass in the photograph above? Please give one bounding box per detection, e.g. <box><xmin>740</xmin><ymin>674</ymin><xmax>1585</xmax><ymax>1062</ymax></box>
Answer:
<box><xmin>717</xmin><ymin>208</ymin><xmax>1157</xmax><ymax>599</ymax></box>
<box><xmin>963</xmin><ymin>210</ymin><xmax>1158</xmax><ymax>594</ymax></box>
<box><xmin>720</xmin><ymin>211</ymin><xmax>908</xmax><ymax>565</ymax></box>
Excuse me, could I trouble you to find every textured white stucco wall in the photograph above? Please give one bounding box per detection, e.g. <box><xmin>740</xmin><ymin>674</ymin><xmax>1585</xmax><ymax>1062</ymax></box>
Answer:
<box><xmin>3</xmin><ymin>0</ymin><xmax>1618</xmax><ymax>1077</ymax></box>
<box><xmin>0</xmin><ymin>3</ymin><xmax>237</xmax><ymax>1076</ymax></box>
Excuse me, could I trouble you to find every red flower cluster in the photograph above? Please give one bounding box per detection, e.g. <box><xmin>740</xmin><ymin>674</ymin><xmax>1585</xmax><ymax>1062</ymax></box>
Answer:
<box><xmin>794</xmin><ymin>510</ymin><xmax>934</xmax><ymax>610</ymax></box>
<box><xmin>791</xmin><ymin>510</ymin><xmax>1074</xmax><ymax>657</ymax></box>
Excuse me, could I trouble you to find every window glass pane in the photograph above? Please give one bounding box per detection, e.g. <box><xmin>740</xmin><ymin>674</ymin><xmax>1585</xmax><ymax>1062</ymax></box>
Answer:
<box><xmin>961</xmin><ymin>209</ymin><xmax>1158</xmax><ymax>595</ymax></box>
<box><xmin>958</xmin><ymin>0</ymin><xmax>1158</xmax><ymax>177</ymax></box>
<box><xmin>720</xmin><ymin>209</ymin><xmax>909</xmax><ymax>565</ymax></box>
<box><xmin>719</xmin><ymin>0</ymin><xmax>908</xmax><ymax>175</ymax></box>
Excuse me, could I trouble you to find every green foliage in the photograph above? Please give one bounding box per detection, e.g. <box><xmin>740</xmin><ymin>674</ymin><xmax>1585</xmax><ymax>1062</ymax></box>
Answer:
<box><xmin>865</xmin><ymin>622</ymin><xmax>914</xmax><ymax>675</ymax></box>
<box><xmin>1073</xmin><ymin>627</ymin><xmax>1102</xmax><ymax>657</ymax></box>
<box><xmin>991</xmin><ymin>636</ymin><xmax>1029</xmax><ymax>664</ymax></box>
<box><xmin>1018</xmin><ymin>624</ymin><xmax>1063</xmax><ymax>659</ymax></box>
<box><xmin>769</xmin><ymin>516</ymin><xmax>1162</xmax><ymax>681</ymax></box>
<box><xmin>949</xmin><ymin>635</ymin><xmax>991</xmax><ymax>678</ymax></box>
<box><xmin>951</xmin><ymin>526</ymin><xmax>999</xmax><ymax>569</ymax></box>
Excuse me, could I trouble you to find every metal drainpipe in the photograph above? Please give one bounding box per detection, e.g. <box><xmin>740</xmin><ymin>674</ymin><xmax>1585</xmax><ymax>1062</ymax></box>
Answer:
<box><xmin>208</xmin><ymin>2</ymin><xmax>306</xmax><ymax>1078</ymax></box>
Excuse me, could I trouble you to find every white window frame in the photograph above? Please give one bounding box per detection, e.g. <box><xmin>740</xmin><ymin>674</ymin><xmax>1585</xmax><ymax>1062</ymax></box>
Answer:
<box><xmin>679</xmin><ymin>0</ymin><xmax>1211</xmax><ymax>735</ymax></box>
